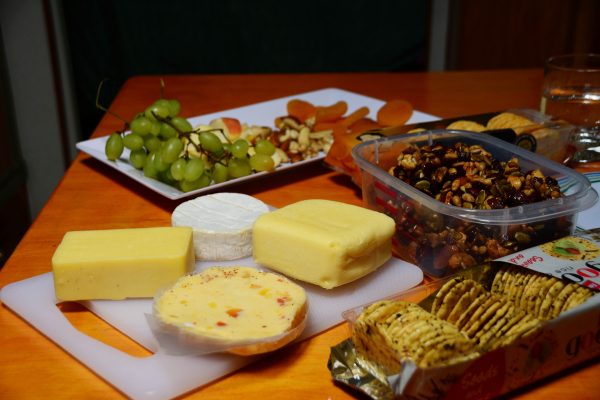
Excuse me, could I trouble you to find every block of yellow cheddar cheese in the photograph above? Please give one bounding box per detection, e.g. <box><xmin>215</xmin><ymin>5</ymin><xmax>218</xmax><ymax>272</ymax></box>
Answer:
<box><xmin>52</xmin><ymin>227</ymin><xmax>195</xmax><ymax>301</ymax></box>
<box><xmin>252</xmin><ymin>199</ymin><xmax>395</xmax><ymax>289</ymax></box>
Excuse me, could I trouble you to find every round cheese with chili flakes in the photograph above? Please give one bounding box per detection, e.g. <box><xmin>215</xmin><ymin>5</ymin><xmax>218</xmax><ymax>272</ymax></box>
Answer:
<box><xmin>153</xmin><ymin>266</ymin><xmax>307</xmax><ymax>355</ymax></box>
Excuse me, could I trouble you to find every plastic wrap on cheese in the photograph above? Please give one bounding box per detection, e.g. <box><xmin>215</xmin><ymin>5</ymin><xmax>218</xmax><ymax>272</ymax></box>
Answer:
<box><xmin>148</xmin><ymin>266</ymin><xmax>308</xmax><ymax>356</ymax></box>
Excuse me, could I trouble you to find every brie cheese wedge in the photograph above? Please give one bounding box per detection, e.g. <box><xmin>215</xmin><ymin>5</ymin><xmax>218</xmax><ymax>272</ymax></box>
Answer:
<box><xmin>172</xmin><ymin>193</ymin><xmax>269</xmax><ymax>260</ymax></box>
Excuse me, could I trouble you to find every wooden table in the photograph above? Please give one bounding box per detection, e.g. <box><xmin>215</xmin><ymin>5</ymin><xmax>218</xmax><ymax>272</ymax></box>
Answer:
<box><xmin>1</xmin><ymin>70</ymin><xmax>599</xmax><ymax>399</ymax></box>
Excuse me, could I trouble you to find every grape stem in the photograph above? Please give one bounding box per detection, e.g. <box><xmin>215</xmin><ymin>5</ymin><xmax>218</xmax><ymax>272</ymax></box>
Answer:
<box><xmin>95</xmin><ymin>79</ymin><xmax>129</xmax><ymax>127</ymax></box>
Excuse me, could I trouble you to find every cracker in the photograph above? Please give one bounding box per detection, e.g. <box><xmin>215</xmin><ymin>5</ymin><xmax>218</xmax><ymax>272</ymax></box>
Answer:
<box><xmin>447</xmin><ymin>283</ymin><xmax>485</xmax><ymax>324</ymax></box>
<box><xmin>431</xmin><ymin>277</ymin><xmax>462</xmax><ymax>315</ymax></box>
<box><xmin>465</xmin><ymin>298</ymin><xmax>503</xmax><ymax>338</ymax></box>
<box><xmin>436</xmin><ymin>280</ymin><xmax>472</xmax><ymax>320</ymax></box>
<box><xmin>550</xmin><ymin>284</ymin><xmax>577</xmax><ymax>319</ymax></box>
<box><xmin>539</xmin><ymin>280</ymin><xmax>566</xmax><ymax>320</ymax></box>
<box><xmin>520</xmin><ymin>273</ymin><xmax>543</xmax><ymax>314</ymax></box>
<box><xmin>495</xmin><ymin>308</ymin><xmax>529</xmax><ymax>339</ymax></box>
<box><xmin>474</xmin><ymin>301</ymin><xmax>512</xmax><ymax>342</ymax></box>
<box><xmin>455</xmin><ymin>292</ymin><xmax>490</xmax><ymax>330</ymax></box>
<box><xmin>508</xmin><ymin>270</ymin><xmax>529</xmax><ymax>305</ymax></box>
<box><xmin>561</xmin><ymin>286</ymin><xmax>594</xmax><ymax>313</ymax></box>
<box><xmin>486</xmin><ymin>112</ymin><xmax>534</xmax><ymax>131</ymax></box>
<box><xmin>490</xmin><ymin>269</ymin><xmax>506</xmax><ymax>294</ymax></box>
<box><xmin>420</xmin><ymin>335</ymin><xmax>476</xmax><ymax>368</ymax></box>
<box><xmin>447</xmin><ymin>120</ymin><xmax>486</xmax><ymax>132</ymax></box>
<box><xmin>533</xmin><ymin>275</ymin><xmax>557</xmax><ymax>317</ymax></box>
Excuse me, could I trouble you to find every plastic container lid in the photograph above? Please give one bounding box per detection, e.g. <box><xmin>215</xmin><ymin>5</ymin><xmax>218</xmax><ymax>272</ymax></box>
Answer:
<box><xmin>352</xmin><ymin>129</ymin><xmax>598</xmax><ymax>225</ymax></box>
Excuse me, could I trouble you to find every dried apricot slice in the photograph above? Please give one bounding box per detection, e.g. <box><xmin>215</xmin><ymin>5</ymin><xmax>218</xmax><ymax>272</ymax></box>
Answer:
<box><xmin>376</xmin><ymin>99</ymin><xmax>413</xmax><ymax>127</ymax></box>
<box><xmin>287</xmin><ymin>99</ymin><xmax>316</xmax><ymax>123</ymax></box>
<box><xmin>315</xmin><ymin>101</ymin><xmax>348</xmax><ymax>123</ymax></box>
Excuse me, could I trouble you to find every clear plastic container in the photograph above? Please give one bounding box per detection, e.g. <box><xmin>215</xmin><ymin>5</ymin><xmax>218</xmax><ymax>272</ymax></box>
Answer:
<box><xmin>352</xmin><ymin>129</ymin><xmax>598</xmax><ymax>278</ymax></box>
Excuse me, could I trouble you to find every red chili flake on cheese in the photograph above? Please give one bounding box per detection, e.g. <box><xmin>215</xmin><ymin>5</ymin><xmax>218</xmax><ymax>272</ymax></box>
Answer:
<box><xmin>227</xmin><ymin>308</ymin><xmax>242</xmax><ymax>318</ymax></box>
<box><xmin>216</xmin><ymin>321</ymin><xmax>227</xmax><ymax>327</ymax></box>
<box><xmin>277</xmin><ymin>297</ymin><xmax>288</xmax><ymax>306</ymax></box>
<box><xmin>249</xmin><ymin>283</ymin><xmax>261</xmax><ymax>289</ymax></box>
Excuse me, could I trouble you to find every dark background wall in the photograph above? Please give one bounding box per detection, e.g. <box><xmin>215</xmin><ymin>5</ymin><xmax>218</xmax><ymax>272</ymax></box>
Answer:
<box><xmin>60</xmin><ymin>0</ymin><xmax>429</xmax><ymax>139</ymax></box>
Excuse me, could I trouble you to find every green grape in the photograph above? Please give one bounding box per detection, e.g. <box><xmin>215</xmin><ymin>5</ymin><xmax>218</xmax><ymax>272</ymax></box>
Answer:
<box><xmin>149</xmin><ymin>120</ymin><xmax>161</xmax><ymax>136</ymax></box>
<box><xmin>212</xmin><ymin>162</ymin><xmax>228</xmax><ymax>183</ymax></box>
<box><xmin>167</xmin><ymin>99</ymin><xmax>181</xmax><ymax>117</ymax></box>
<box><xmin>162</xmin><ymin>137</ymin><xmax>184</xmax><ymax>163</ymax></box>
<box><xmin>159</xmin><ymin>168</ymin><xmax>176</xmax><ymax>184</ymax></box>
<box><xmin>255</xmin><ymin>139</ymin><xmax>276</xmax><ymax>156</ymax></box>
<box><xmin>129</xmin><ymin>149</ymin><xmax>147</xmax><ymax>169</ymax></box>
<box><xmin>143</xmin><ymin>153</ymin><xmax>159</xmax><ymax>178</ymax></box>
<box><xmin>171</xmin><ymin>116</ymin><xmax>193</xmax><ymax>133</ymax></box>
<box><xmin>180</xmin><ymin>174</ymin><xmax>210</xmax><ymax>192</ymax></box>
<box><xmin>198</xmin><ymin>131</ymin><xmax>223</xmax><ymax>155</ymax></box>
<box><xmin>145</xmin><ymin>100</ymin><xmax>170</xmax><ymax>121</ymax></box>
<box><xmin>222</xmin><ymin>142</ymin><xmax>231</xmax><ymax>154</ymax></box>
<box><xmin>152</xmin><ymin>151</ymin><xmax>171</xmax><ymax>172</ymax></box>
<box><xmin>184</xmin><ymin>158</ymin><xmax>205</xmax><ymax>181</ymax></box>
<box><xmin>159</xmin><ymin>122</ymin><xmax>177</xmax><ymax>139</ymax></box>
<box><xmin>130</xmin><ymin>116</ymin><xmax>152</xmax><ymax>136</ymax></box>
<box><xmin>144</xmin><ymin>135</ymin><xmax>162</xmax><ymax>152</ymax></box>
<box><xmin>231</xmin><ymin>139</ymin><xmax>249</xmax><ymax>158</ymax></box>
<box><xmin>105</xmin><ymin>133</ymin><xmax>124</xmax><ymax>161</ymax></box>
<box><xmin>249</xmin><ymin>153</ymin><xmax>275</xmax><ymax>172</ymax></box>
<box><xmin>227</xmin><ymin>158</ymin><xmax>252</xmax><ymax>178</ymax></box>
<box><xmin>123</xmin><ymin>133</ymin><xmax>144</xmax><ymax>151</ymax></box>
<box><xmin>170</xmin><ymin>158</ymin><xmax>186</xmax><ymax>181</ymax></box>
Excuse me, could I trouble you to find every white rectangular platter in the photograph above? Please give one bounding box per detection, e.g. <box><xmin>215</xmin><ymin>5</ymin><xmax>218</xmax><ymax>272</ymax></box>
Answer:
<box><xmin>0</xmin><ymin>257</ymin><xmax>423</xmax><ymax>399</ymax></box>
<box><xmin>76</xmin><ymin>88</ymin><xmax>438</xmax><ymax>200</ymax></box>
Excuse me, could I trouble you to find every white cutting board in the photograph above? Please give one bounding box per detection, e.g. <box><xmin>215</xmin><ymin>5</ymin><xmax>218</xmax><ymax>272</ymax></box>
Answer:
<box><xmin>0</xmin><ymin>257</ymin><xmax>422</xmax><ymax>399</ymax></box>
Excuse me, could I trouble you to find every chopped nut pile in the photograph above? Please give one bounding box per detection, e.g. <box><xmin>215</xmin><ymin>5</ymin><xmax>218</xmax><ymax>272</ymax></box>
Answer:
<box><xmin>389</xmin><ymin>142</ymin><xmax>563</xmax><ymax>209</ymax></box>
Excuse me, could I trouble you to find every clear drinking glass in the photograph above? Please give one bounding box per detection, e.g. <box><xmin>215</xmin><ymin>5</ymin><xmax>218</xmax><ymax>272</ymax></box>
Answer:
<box><xmin>541</xmin><ymin>54</ymin><xmax>600</xmax><ymax>163</ymax></box>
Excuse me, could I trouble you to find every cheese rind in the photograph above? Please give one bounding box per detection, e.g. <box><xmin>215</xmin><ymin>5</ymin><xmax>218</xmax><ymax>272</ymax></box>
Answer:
<box><xmin>252</xmin><ymin>199</ymin><xmax>396</xmax><ymax>289</ymax></box>
<box><xmin>153</xmin><ymin>266</ymin><xmax>307</xmax><ymax>355</ymax></box>
<box><xmin>52</xmin><ymin>227</ymin><xmax>195</xmax><ymax>300</ymax></box>
<box><xmin>171</xmin><ymin>193</ymin><xmax>269</xmax><ymax>260</ymax></box>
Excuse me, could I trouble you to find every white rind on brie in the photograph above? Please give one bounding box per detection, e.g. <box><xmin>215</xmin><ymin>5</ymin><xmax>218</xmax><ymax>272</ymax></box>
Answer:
<box><xmin>171</xmin><ymin>193</ymin><xmax>269</xmax><ymax>260</ymax></box>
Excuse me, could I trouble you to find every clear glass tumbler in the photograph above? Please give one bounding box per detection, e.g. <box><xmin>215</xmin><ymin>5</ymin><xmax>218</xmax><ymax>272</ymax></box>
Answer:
<box><xmin>541</xmin><ymin>54</ymin><xmax>600</xmax><ymax>163</ymax></box>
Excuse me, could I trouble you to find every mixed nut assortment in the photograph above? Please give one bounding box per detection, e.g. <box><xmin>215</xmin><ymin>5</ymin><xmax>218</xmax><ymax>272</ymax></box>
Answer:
<box><xmin>386</xmin><ymin>142</ymin><xmax>572</xmax><ymax>275</ymax></box>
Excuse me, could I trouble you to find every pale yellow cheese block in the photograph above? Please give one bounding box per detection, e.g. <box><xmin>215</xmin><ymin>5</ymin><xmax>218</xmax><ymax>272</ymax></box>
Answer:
<box><xmin>153</xmin><ymin>266</ymin><xmax>307</xmax><ymax>355</ymax></box>
<box><xmin>52</xmin><ymin>227</ymin><xmax>195</xmax><ymax>300</ymax></box>
<box><xmin>252</xmin><ymin>199</ymin><xmax>396</xmax><ymax>289</ymax></box>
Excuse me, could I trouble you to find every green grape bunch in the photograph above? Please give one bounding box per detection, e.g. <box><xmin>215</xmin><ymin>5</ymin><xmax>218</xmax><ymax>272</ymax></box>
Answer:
<box><xmin>103</xmin><ymin>97</ymin><xmax>279</xmax><ymax>192</ymax></box>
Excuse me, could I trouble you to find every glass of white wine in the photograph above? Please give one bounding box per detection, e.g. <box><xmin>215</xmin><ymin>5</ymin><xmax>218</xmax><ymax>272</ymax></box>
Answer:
<box><xmin>541</xmin><ymin>53</ymin><xmax>600</xmax><ymax>163</ymax></box>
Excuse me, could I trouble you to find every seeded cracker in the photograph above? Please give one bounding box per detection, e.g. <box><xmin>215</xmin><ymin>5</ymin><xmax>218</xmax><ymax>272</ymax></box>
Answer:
<box><xmin>475</xmin><ymin>300</ymin><xmax>512</xmax><ymax>343</ymax></box>
<box><xmin>539</xmin><ymin>280</ymin><xmax>566</xmax><ymax>320</ymax></box>
<box><xmin>447</xmin><ymin>282</ymin><xmax>485</xmax><ymax>324</ymax></box>
<box><xmin>533</xmin><ymin>275</ymin><xmax>557</xmax><ymax>317</ymax></box>
<box><xmin>465</xmin><ymin>298</ymin><xmax>503</xmax><ymax>338</ymax></box>
<box><xmin>561</xmin><ymin>286</ymin><xmax>594</xmax><ymax>313</ymax></box>
<box><xmin>455</xmin><ymin>292</ymin><xmax>490</xmax><ymax>330</ymax></box>
<box><xmin>491</xmin><ymin>268</ymin><xmax>506</xmax><ymax>294</ymax></box>
<box><xmin>486</xmin><ymin>112</ymin><xmax>534</xmax><ymax>131</ymax></box>
<box><xmin>432</xmin><ymin>277</ymin><xmax>462</xmax><ymax>315</ymax></box>
<box><xmin>497</xmin><ymin>267</ymin><xmax>514</xmax><ymax>295</ymax></box>
<box><xmin>550</xmin><ymin>284</ymin><xmax>577</xmax><ymax>318</ymax></box>
<box><xmin>520</xmin><ymin>273</ymin><xmax>543</xmax><ymax>314</ymax></box>
<box><xmin>437</xmin><ymin>280</ymin><xmax>477</xmax><ymax>321</ymax></box>
<box><xmin>446</xmin><ymin>120</ymin><xmax>486</xmax><ymax>132</ymax></box>
<box><xmin>497</xmin><ymin>317</ymin><xmax>542</xmax><ymax>347</ymax></box>
<box><xmin>461</xmin><ymin>294</ymin><xmax>497</xmax><ymax>334</ymax></box>
<box><xmin>507</xmin><ymin>270</ymin><xmax>528</xmax><ymax>305</ymax></box>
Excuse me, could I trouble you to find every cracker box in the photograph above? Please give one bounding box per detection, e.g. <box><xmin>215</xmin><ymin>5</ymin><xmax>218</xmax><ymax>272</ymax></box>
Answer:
<box><xmin>329</xmin><ymin>228</ymin><xmax>600</xmax><ymax>399</ymax></box>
